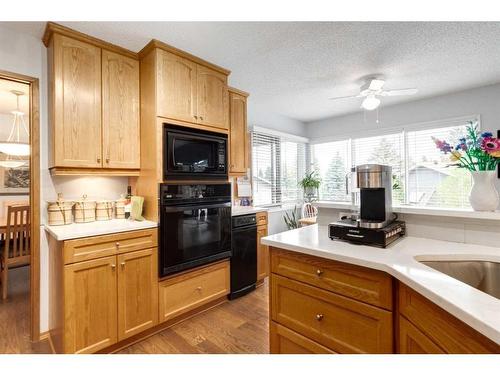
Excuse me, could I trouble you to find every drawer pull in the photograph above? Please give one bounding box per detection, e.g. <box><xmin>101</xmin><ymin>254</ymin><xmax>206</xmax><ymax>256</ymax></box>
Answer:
<box><xmin>115</xmin><ymin>242</ymin><xmax>120</xmax><ymax>248</ymax></box>
<box><xmin>196</xmin><ymin>286</ymin><xmax>202</xmax><ymax>292</ymax></box>
<box><xmin>316</xmin><ymin>269</ymin><xmax>323</xmax><ymax>276</ymax></box>
<box><xmin>315</xmin><ymin>313</ymin><xmax>324</xmax><ymax>321</ymax></box>
<box><xmin>111</xmin><ymin>264</ymin><xmax>116</xmax><ymax>270</ymax></box>
<box><xmin>120</xmin><ymin>262</ymin><xmax>126</xmax><ymax>268</ymax></box>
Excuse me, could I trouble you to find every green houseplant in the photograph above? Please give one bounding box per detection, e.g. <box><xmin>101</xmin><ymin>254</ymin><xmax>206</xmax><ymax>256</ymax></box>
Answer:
<box><xmin>299</xmin><ymin>171</ymin><xmax>321</xmax><ymax>202</ymax></box>
<box><xmin>283</xmin><ymin>205</ymin><xmax>299</xmax><ymax>230</ymax></box>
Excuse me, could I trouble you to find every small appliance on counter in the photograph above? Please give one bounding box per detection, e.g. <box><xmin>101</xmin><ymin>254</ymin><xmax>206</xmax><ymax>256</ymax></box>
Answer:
<box><xmin>230</xmin><ymin>213</ymin><xmax>257</xmax><ymax>299</ymax></box>
<box><xmin>329</xmin><ymin>164</ymin><xmax>406</xmax><ymax>247</ymax></box>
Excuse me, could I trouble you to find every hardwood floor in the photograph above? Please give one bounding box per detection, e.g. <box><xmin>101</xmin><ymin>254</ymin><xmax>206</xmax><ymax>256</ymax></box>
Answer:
<box><xmin>118</xmin><ymin>281</ymin><xmax>269</xmax><ymax>354</ymax></box>
<box><xmin>0</xmin><ymin>266</ymin><xmax>51</xmax><ymax>353</ymax></box>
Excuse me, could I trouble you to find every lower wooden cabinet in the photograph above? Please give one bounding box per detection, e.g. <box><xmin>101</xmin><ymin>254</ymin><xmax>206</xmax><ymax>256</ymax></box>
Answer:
<box><xmin>64</xmin><ymin>256</ymin><xmax>118</xmax><ymax>354</ymax></box>
<box><xmin>270</xmin><ymin>322</ymin><xmax>336</xmax><ymax>354</ymax></box>
<box><xmin>49</xmin><ymin>229</ymin><xmax>159</xmax><ymax>353</ymax></box>
<box><xmin>159</xmin><ymin>260</ymin><xmax>230</xmax><ymax>323</ymax></box>
<box><xmin>398</xmin><ymin>316</ymin><xmax>445</xmax><ymax>354</ymax></box>
<box><xmin>117</xmin><ymin>248</ymin><xmax>158</xmax><ymax>340</ymax></box>
<box><xmin>256</xmin><ymin>224</ymin><xmax>269</xmax><ymax>281</ymax></box>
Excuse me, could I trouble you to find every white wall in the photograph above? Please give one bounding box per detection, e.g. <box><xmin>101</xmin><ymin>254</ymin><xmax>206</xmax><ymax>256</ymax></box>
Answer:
<box><xmin>249</xmin><ymin>105</ymin><xmax>307</xmax><ymax>137</ymax></box>
<box><xmin>0</xmin><ymin>25</ymin><xmax>128</xmax><ymax>333</ymax></box>
<box><xmin>306</xmin><ymin>83</ymin><xmax>500</xmax><ymax>140</ymax></box>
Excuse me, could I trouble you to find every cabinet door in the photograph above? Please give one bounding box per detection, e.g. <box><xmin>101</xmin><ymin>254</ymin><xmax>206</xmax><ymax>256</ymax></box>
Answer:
<box><xmin>229</xmin><ymin>92</ymin><xmax>248</xmax><ymax>174</ymax></box>
<box><xmin>102</xmin><ymin>50</ymin><xmax>140</xmax><ymax>169</ymax></box>
<box><xmin>64</xmin><ymin>256</ymin><xmax>117</xmax><ymax>353</ymax></box>
<box><xmin>196</xmin><ymin>65</ymin><xmax>228</xmax><ymax>129</ymax></box>
<box><xmin>156</xmin><ymin>50</ymin><xmax>198</xmax><ymax>123</ymax></box>
<box><xmin>117</xmin><ymin>248</ymin><xmax>158</xmax><ymax>340</ymax></box>
<box><xmin>52</xmin><ymin>34</ymin><xmax>102</xmax><ymax>168</ymax></box>
<box><xmin>399</xmin><ymin>316</ymin><xmax>445</xmax><ymax>354</ymax></box>
<box><xmin>257</xmin><ymin>225</ymin><xmax>269</xmax><ymax>281</ymax></box>
<box><xmin>271</xmin><ymin>322</ymin><xmax>336</xmax><ymax>354</ymax></box>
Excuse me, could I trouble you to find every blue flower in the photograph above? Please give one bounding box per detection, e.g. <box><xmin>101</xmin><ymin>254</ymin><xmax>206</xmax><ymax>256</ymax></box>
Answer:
<box><xmin>481</xmin><ymin>132</ymin><xmax>493</xmax><ymax>138</ymax></box>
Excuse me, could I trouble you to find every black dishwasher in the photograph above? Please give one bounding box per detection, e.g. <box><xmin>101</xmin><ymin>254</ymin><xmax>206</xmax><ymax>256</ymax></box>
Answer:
<box><xmin>229</xmin><ymin>214</ymin><xmax>257</xmax><ymax>299</ymax></box>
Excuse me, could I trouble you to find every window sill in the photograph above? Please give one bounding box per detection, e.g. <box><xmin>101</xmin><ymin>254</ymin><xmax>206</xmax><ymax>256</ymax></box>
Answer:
<box><xmin>313</xmin><ymin>201</ymin><xmax>500</xmax><ymax>221</ymax></box>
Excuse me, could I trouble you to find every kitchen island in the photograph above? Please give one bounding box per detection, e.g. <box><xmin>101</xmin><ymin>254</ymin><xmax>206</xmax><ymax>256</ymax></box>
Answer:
<box><xmin>262</xmin><ymin>224</ymin><xmax>500</xmax><ymax>353</ymax></box>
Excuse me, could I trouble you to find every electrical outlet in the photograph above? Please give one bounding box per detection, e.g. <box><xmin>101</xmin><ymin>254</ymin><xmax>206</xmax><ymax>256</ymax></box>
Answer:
<box><xmin>339</xmin><ymin>211</ymin><xmax>352</xmax><ymax>220</ymax></box>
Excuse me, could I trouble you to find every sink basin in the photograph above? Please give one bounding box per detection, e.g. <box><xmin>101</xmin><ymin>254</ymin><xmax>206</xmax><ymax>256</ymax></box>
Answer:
<box><xmin>420</xmin><ymin>260</ymin><xmax>500</xmax><ymax>299</ymax></box>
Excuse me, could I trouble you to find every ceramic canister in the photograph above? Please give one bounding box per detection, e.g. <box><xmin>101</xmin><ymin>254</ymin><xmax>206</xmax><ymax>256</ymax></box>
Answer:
<box><xmin>47</xmin><ymin>194</ymin><xmax>74</xmax><ymax>226</ymax></box>
<box><xmin>96</xmin><ymin>200</ymin><xmax>114</xmax><ymax>221</ymax></box>
<box><xmin>115</xmin><ymin>195</ymin><xmax>126</xmax><ymax>219</ymax></box>
<box><xmin>74</xmin><ymin>197</ymin><xmax>97</xmax><ymax>223</ymax></box>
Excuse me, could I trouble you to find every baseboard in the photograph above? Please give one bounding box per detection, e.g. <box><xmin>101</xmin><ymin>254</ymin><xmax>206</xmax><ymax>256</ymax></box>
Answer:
<box><xmin>98</xmin><ymin>296</ymin><xmax>229</xmax><ymax>354</ymax></box>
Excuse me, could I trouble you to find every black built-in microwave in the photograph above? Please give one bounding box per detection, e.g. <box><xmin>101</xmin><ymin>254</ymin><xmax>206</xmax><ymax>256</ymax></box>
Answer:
<box><xmin>163</xmin><ymin>124</ymin><xmax>228</xmax><ymax>180</ymax></box>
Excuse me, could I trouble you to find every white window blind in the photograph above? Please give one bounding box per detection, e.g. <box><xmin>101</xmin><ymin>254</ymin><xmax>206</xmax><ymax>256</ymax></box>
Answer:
<box><xmin>251</xmin><ymin>131</ymin><xmax>306</xmax><ymax>206</ymax></box>
<box><xmin>310</xmin><ymin>119</ymin><xmax>475</xmax><ymax>209</ymax></box>
<box><xmin>311</xmin><ymin>140</ymin><xmax>351</xmax><ymax>202</ymax></box>
<box><xmin>353</xmin><ymin>133</ymin><xmax>405</xmax><ymax>204</ymax></box>
<box><xmin>407</xmin><ymin>124</ymin><xmax>471</xmax><ymax>208</ymax></box>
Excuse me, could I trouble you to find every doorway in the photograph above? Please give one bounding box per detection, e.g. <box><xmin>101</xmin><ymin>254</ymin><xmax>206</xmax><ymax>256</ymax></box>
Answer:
<box><xmin>0</xmin><ymin>70</ymin><xmax>41</xmax><ymax>352</ymax></box>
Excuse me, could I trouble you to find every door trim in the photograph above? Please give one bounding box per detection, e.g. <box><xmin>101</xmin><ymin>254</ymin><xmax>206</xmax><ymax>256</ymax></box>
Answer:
<box><xmin>0</xmin><ymin>69</ymin><xmax>41</xmax><ymax>342</ymax></box>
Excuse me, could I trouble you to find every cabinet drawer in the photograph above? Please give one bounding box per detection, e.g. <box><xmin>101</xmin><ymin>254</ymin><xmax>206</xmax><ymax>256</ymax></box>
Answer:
<box><xmin>63</xmin><ymin>228</ymin><xmax>157</xmax><ymax>264</ymax></box>
<box><xmin>399</xmin><ymin>283</ymin><xmax>499</xmax><ymax>354</ymax></box>
<box><xmin>159</xmin><ymin>261</ymin><xmax>230</xmax><ymax>322</ymax></box>
<box><xmin>270</xmin><ymin>248</ymin><xmax>392</xmax><ymax>310</ymax></box>
<box><xmin>256</xmin><ymin>211</ymin><xmax>267</xmax><ymax>226</ymax></box>
<box><xmin>271</xmin><ymin>274</ymin><xmax>393</xmax><ymax>353</ymax></box>
<box><xmin>270</xmin><ymin>322</ymin><xmax>336</xmax><ymax>354</ymax></box>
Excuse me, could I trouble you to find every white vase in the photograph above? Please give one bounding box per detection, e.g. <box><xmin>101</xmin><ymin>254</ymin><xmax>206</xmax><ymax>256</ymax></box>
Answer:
<box><xmin>469</xmin><ymin>171</ymin><xmax>499</xmax><ymax>211</ymax></box>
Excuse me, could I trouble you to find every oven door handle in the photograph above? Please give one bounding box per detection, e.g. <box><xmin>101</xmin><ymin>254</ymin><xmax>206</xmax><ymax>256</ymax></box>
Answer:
<box><xmin>163</xmin><ymin>202</ymin><xmax>231</xmax><ymax>213</ymax></box>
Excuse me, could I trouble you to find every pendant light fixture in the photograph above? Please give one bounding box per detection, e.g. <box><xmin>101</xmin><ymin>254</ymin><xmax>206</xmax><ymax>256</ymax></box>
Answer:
<box><xmin>0</xmin><ymin>90</ymin><xmax>30</xmax><ymax>156</ymax></box>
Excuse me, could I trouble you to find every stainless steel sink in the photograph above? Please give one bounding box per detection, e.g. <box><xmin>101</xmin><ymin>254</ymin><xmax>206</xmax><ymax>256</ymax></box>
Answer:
<box><xmin>420</xmin><ymin>260</ymin><xmax>500</xmax><ymax>299</ymax></box>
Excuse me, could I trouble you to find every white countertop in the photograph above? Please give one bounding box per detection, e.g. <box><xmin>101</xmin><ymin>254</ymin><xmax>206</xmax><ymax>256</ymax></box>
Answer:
<box><xmin>262</xmin><ymin>224</ymin><xmax>500</xmax><ymax>344</ymax></box>
<box><xmin>232</xmin><ymin>206</ymin><xmax>268</xmax><ymax>216</ymax></box>
<box><xmin>45</xmin><ymin>219</ymin><xmax>158</xmax><ymax>241</ymax></box>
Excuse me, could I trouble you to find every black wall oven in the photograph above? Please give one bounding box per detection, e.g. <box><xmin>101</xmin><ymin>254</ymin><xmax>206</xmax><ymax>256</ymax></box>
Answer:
<box><xmin>159</xmin><ymin>183</ymin><xmax>232</xmax><ymax>277</ymax></box>
<box><xmin>163</xmin><ymin>124</ymin><xmax>228</xmax><ymax>180</ymax></box>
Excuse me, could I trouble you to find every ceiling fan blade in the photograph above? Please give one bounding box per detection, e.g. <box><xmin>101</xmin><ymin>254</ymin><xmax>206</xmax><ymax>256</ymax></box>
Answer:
<box><xmin>368</xmin><ymin>79</ymin><xmax>385</xmax><ymax>91</ymax></box>
<box><xmin>328</xmin><ymin>94</ymin><xmax>362</xmax><ymax>101</ymax></box>
<box><xmin>381</xmin><ymin>88</ymin><xmax>418</xmax><ymax>96</ymax></box>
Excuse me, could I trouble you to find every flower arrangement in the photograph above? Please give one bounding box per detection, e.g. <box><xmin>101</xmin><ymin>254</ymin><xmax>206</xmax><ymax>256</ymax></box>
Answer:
<box><xmin>432</xmin><ymin>121</ymin><xmax>500</xmax><ymax>171</ymax></box>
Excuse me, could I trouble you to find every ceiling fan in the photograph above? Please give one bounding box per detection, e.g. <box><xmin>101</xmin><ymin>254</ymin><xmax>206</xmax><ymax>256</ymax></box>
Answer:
<box><xmin>328</xmin><ymin>77</ymin><xmax>418</xmax><ymax>111</ymax></box>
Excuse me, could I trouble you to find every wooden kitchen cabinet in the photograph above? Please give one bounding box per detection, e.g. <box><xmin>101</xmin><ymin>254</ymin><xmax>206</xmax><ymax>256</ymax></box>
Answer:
<box><xmin>44</xmin><ymin>23</ymin><xmax>140</xmax><ymax>175</ymax></box>
<box><xmin>398</xmin><ymin>316</ymin><xmax>445</xmax><ymax>354</ymax></box>
<box><xmin>156</xmin><ymin>49</ymin><xmax>198</xmax><ymax>124</ymax></box>
<box><xmin>48</xmin><ymin>228</ymin><xmax>158</xmax><ymax>354</ymax></box>
<box><xmin>63</xmin><ymin>256</ymin><xmax>118</xmax><ymax>354</ymax></box>
<box><xmin>117</xmin><ymin>248</ymin><xmax>158</xmax><ymax>340</ymax></box>
<box><xmin>229</xmin><ymin>88</ymin><xmax>249</xmax><ymax>175</ymax></box>
<box><xmin>102</xmin><ymin>50</ymin><xmax>140</xmax><ymax>169</ymax></box>
<box><xmin>196</xmin><ymin>65</ymin><xmax>228</xmax><ymax>129</ymax></box>
<box><xmin>270</xmin><ymin>322</ymin><xmax>336</xmax><ymax>354</ymax></box>
<box><xmin>256</xmin><ymin>225</ymin><xmax>269</xmax><ymax>281</ymax></box>
<box><xmin>50</xmin><ymin>33</ymin><xmax>102</xmax><ymax>168</ymax></box>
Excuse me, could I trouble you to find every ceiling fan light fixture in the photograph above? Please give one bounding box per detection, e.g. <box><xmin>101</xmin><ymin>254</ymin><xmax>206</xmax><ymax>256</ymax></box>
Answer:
<box><xmin>368</xmin><ymin>79</ymin><xmax>385</xmax><ymax>91</ymax></box>
<box><xmin>361</xmin><ymin>95</ymin><xmax>381</xmax><ymax>111</ymax></box>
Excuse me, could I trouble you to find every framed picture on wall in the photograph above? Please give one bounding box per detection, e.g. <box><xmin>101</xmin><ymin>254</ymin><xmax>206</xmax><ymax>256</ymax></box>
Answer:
<box><xmin>0</xmin><ymin>165</ymin><xmax>29</xmax><ymax>195</ymax></box>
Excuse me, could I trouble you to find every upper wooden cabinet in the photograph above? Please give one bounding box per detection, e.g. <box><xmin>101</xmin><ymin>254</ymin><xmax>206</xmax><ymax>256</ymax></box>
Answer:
<box><xmin>150</xmin><ymin>42</ymin><xmax>230</xmax><ymax>130</ymax></box>
<box><xmin>196</xmin><ymin>66</ymin><xmax>228</xmax><ymax>129</ymax></box>
<box><xmin>102</xmin><ymin>50</ymin><xmax>140</xmax><ymax>169</ymax></box>
<box><xmin>51</xmin><ymin>34</ymin><xmax>102</xmax><ymax>168</ymax></box>
<box><xmin>156</xmin><ymin>50</ymin><xmax>198</xmax><ymax>124</ymax></box>
<box><xmin>229</xmin><ymin>88</ymin><xmax>249</xmax><ymax>175</ymax></box>
<box><xmin>44</xmin><ymin>23</ymin><xmax>140</xmax><ymax>175</ymax></box>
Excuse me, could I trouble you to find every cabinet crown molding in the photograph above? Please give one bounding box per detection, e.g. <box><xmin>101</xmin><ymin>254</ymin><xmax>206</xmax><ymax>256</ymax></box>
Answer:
<box><xmin>43</xmin><ymin>22</ymin><xmax>138</xmax><ymax>59</ymax></box>
<box><xmin>139</xmin><ymin>39</ymin><xmax>231</xmax><ymax>76</ymax></box>
<box><xmin>229</xmin><ymin>87</ymin><xmax>250</xmax><ymax>97</ymax></box>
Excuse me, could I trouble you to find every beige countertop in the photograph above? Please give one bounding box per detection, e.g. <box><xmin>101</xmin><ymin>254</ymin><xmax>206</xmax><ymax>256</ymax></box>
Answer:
<box><xmin>262</xmin><ymin>224</ymin><xmax>500</xmax><ymax>345</ymax></box>
<box><xmin>45</xmin><ymin>219</ymin><xmax>158</xmax><ymax>241</ymax></box>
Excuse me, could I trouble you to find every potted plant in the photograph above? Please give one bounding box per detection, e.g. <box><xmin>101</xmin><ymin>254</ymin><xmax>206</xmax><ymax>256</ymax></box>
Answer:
<box><xmin>299</xmin><ymin>171</ymin><xmax>321</xmax><ymax>202</ymax></box>
<box><xmin>433</xmin><ymin>121</ymin><xmax>500</xmax><ymax>211</ymax></box>
<box><xmin>283</xmin><ymin>205</ymin><xmax>299</xmax><ymax>230</ymax></box>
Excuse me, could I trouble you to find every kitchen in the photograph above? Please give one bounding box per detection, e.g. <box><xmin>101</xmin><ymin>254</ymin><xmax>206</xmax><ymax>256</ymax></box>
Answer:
<box><xmin>0</xmin><ymin>6</ymin><xmax>499</xmax><ymax>371</ymax></box>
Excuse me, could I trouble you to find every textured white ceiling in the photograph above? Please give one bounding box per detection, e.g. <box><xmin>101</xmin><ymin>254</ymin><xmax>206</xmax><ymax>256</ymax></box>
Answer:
<box><xmin>3</xmin><ymin>21</ymin><xmax>500</xmax><ymax>123</ymax></box>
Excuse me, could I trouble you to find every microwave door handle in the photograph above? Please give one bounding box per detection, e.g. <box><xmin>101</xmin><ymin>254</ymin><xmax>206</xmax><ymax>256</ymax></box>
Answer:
<box><xmin>163</xmin><ymin>202</ymin><xmax>231</xmax><ymax>213</ymax></box>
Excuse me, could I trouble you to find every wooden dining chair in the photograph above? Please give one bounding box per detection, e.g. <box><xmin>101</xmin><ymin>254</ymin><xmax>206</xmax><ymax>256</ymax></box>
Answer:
<box><xmin>0</xmin><ymin>205</ymin><xmax>30</xmax><ymax>300</ymax></box>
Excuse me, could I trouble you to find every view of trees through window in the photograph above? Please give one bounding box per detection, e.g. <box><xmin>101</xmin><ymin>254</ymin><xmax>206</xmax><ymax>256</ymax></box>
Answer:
<box><xmin>311</xmin><ymin>123</ymin><xmax>472</xmax><ymax>208</ymax></box>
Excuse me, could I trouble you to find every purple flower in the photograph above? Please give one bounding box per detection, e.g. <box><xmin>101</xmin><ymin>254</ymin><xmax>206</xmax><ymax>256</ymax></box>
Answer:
<box><xmin>432</xmin><ymin>137</ymin><xmax>453</xmax><ymax>154</ymax></box>
<box><xmin>481</xmin><ymin>132</ymin><xmax>493</xmax><ymax>138</ymax></box>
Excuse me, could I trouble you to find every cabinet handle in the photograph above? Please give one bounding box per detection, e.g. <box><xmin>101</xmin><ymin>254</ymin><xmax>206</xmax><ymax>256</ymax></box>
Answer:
<box><xmin>116</xmin><ymin>242</ymin><xmax>120</xmax><ymax>248</ymax></box>
<box><xmin>106</xmin><ymin>158</ymin><xmax>110</xmax><ymax>163</ymax></box>
<box><xmin>196</xmin><ymin>286</ymin><xmax>202</xmax><ymax>292</ymax></box>
<box><xmin>97</xmin><ymin>157</ymin><xmax>101</xmax><ymax>163</ymax></box>
<box><xmin>316</xmin><ymin>269</ymin><xmax>323</xmax><ymax>276</ymax></box>
<box><xmin>315</xmin><ymin>314</ymin><xmax>324</xmax><ymax>321</ymax></box>
<box><xmin>194</xmin><ymin>115</ymin><xmax>198</xmax><ymax>119</ymax></box>
<box><xmin>111</xmin><ymin>264</ymin><xmax>116</xmax><ymax>270</ymax></box>
<box><xmin>200</xmin><ymin>116</ymin><xmax>204</xmax><ymax>121</ymax></box>
<box><xmin>121</xmin><ymin>262</ymin><xmax>126</xmax><ymax>268</ymax></box>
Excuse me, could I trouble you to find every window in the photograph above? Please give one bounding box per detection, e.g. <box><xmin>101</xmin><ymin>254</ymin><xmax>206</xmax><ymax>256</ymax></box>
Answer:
<box><xmin>311</xmin><ymin>120</ymin><xmax>473</xmax><ymax>209</ymax></box>
<box><xmin>251</xmin><ymin>131</ymin><xmax>306</xmax><ymax>206</ymax></box>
